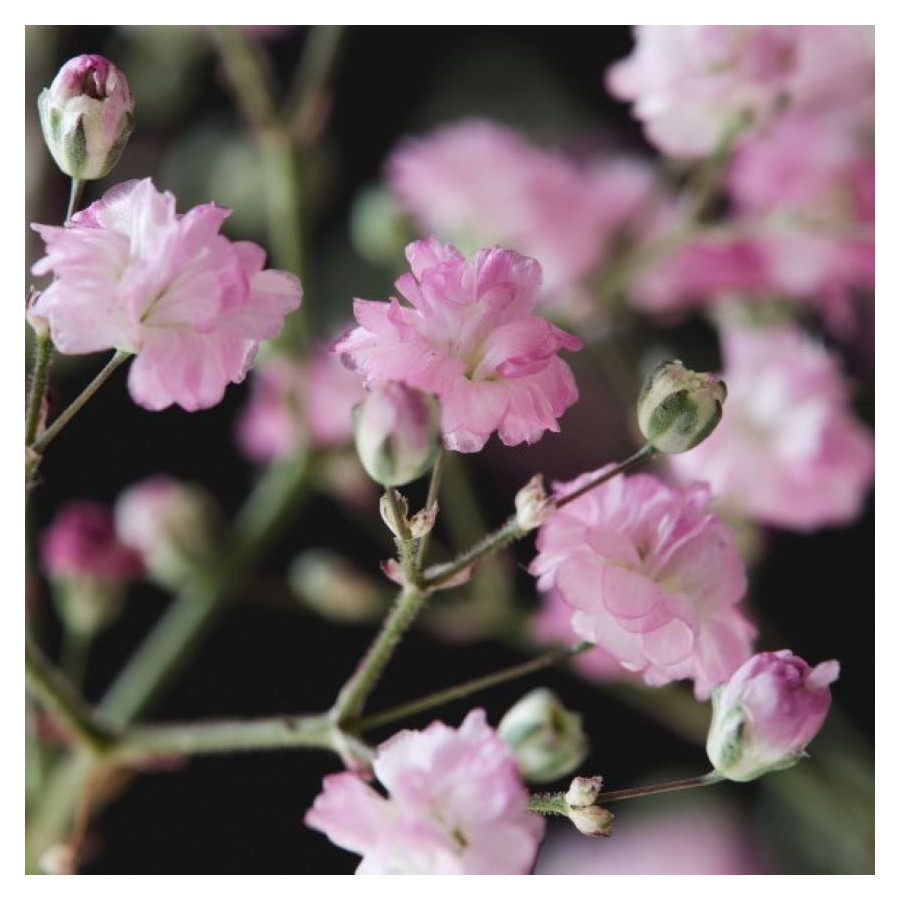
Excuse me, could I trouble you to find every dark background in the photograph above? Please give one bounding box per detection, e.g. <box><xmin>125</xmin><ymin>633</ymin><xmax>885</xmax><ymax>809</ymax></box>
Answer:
<box><xmin>26</xmin><ymin>25</ymin><xmax>873</xmax><ymax>874</ymax></box>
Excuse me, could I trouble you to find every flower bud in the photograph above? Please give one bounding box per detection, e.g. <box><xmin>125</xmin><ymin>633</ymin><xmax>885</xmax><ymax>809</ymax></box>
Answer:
<box><xmin>353</xmin><ymin>383</ymin><xmax>441</xmax><ymax>487</ymax></box>
<box><xmin>114</xmin><ymin>476</ymin><xmax>220</xmax><ymax>590</ymax></box>
<box><xmin>637</xmin><ymin>360</ymin><xmax>726</xmax><ymax>454</ymax></box>
<box><xmin>38</xmin><ymin>54</ymin><xmax>135</xmax><ymax>181</ymax></box>
<box><xmin>706</xmin><ymin>650</ymin><xmax>840</xmax><ymax>782</ymax></box>
<box><xmin>568</xmin><ymin>805</ymin><xmax>615</xmax><ymax>837</ymax></box>
<box><xmin>289</xmin><ymin>549</ymin><xmax>383</xmax><ymax>623</ymax></box>
<box><xmin>565</xmin><ymin>775</ymin><xmax>602</xmax><ymax>809</ymax></box>
<box><xmin>40</xmin><ymin>502</ymin><xmax>143</xmax><ymax>636</ymax></box>
<box><xmin>498</xmin><ymin>688</ymin><xmax>589</xmax><ymax>784</ymax></box>
<box><xmin>515</xmin><ymin>475</ymin><xmax>556</xmax><ymax>532</ymax></box>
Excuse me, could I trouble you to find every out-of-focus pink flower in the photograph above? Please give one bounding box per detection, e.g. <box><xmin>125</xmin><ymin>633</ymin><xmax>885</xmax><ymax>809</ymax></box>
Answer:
<box><xmin>707</xmin><ymin>650</ymin><xmax>839</xmax><ymax>782</ymax></box>
<box><xmin>530</xmin><ymin>470</ymin><xmax>754</xmax><ymax>699</ymax></box>
<box><xmin>31</xmin><ymin>179</ymin><xmax>302</xmax><ymax>412</ymax></box>
<box><xmin>607</xmin><ymin>26</ymin><xmax>801</xmax><ymax>158</ymax></box>
<box><xmin>728</xmin><ymin>112</ymin><xmax>874</xmax><ymax>336</ymax></box>
<box><xmin>608</xmin><ymin>26</ymin><xmax>873</xmax><ymax>160</ymax></box>
<box><xmin>305</xmin><ymin>709</ymin><xmax>544</xmax><ymax>874</ymax></box>
<box><xmin>41</xmin><ymin>502</ymin><xmax>143</xmax><ymax>582</ymax></box>
<box><xmin>38</xmin><ymin>54</ymin><xmax>134</xmax><ymax>181</ymax></box>
<box><xmin>115</xmin><ymin>475</ymin><xmax>218</xmax><ymax>588</ymax></box>
<box><xmin>387</xmin><ymin>119</ymin><xmax>656</xmax><ymax>297</ymax></box>
<box><xmin>535</xmin><ymin>803</ymin><xmax>767</xmax><ymax>874</ymax></box>
<box><xmin>334</xmin><ymin>238</ymin><xmax>582</xmax><ymax>453</ymax></box>
<box><xmin>236</xmin><ymin>342</ymin><xmax>365</xmax><ymax>463</ymax></box>
<box><xmin>669</xmin><ymin>324</ymin><xmax>874</xmax><ymax>531</ymax></box>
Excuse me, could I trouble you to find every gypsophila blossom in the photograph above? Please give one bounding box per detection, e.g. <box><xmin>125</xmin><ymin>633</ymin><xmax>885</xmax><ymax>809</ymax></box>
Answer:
<box><xmin>706</xmin><ymin>650</ymin><xmax>839</xmax><ymax>782</ymax></box>
<box><xmin>41</xmin><ymin>502</ymin><xmax>143</xmax><ymax>583</ymax></box>
<box><xmin>30</xmin><ymin>178</ymin><xmax>302</xmax><ymax>412</ymax></box>
<box><xmin>669</xmin><ymin>324</ymin><xmax>874</xmax><ymax>531</ymax></box>
<box><xmin>236</xmin><ymin>342</ymin><xmax>365</xmax><ymax>463</ymax></box>
<box><xmin>530</xmin><ymin>470</ymin><xmax>755</xmax><ymax>699</ymax></box>
<box><xmin>387</xmin><ymin>119</ymin><xmax>656</xmax><ymax>298</ymax></box>
<box><xmin>305</xmin><ymin>709</ymin><xmax>544</xmax><ymax>874</ymax></box>
<box><xmin>334</xmin><ymin>238</ymin><xmax>581</xmax><ymax>453</ymax></box>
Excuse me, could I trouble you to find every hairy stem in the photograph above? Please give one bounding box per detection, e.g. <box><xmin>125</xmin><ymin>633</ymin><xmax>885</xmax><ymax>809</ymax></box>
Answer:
<box><xmin>24</xmin><ymin>331</ymin><xmax>53</xmax><ymax>448</ymax></box>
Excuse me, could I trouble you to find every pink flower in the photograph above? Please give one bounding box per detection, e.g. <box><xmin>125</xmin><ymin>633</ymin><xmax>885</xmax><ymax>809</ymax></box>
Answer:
<box><xmin>236</xmin><ymin>342</ymin><xmax>365</xmax><ymax>463</ymax></box>
<box><xmin>334</xmin><ymin>238</ymin><xmax>582</xmax><ymax>453</ymax></box>
<box><xmin>669</xmin><ymin>325</ymin><xmax>874</xmax><ymax>531</ymax></box>
<box><xmin>607</xmin><ymin>26</ymin><xmax>801</xmax><ymax>158</ymax></box>
<box><xmin>41</xmin><ymin>502</ymin><xmax>143</xmax><ymax>582</ymax></box>
<box><xmin>707</xmin><ymin>650</ymin><xmax>839</xmax><ymax>782</ymax></box>
<box><xmin>38</xmin><ymin>54</ymin><xmax>134</xmax><ymax>181</ymax></box>
<box><xmin>30</xmin><ymin>179</ymin><xmax>302</xmax><ymax>412</ymax></box>
<box><xmin>529</xmin><ymin>470</ymin><xmax>755</xmax><ymax>699</ymax></box>
<box><xmin>305</xmin><ymin>709</ymin><xmax>545</xmax><ymax>874</ymax></box>
<box><xmin>387</xmin><ymin>119</ymin><xmax>656</xmax><ymax>297</ymax></box>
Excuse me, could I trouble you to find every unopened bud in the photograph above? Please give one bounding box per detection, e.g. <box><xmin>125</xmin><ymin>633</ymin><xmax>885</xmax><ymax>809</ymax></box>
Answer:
<box><xmin>498</xmin><ymin>688</ymin><xmax>589</xmax><ymax>784</ymax></box>
<box><xmin>568</xmin><ymin>804</ymin><xmax>615</xmax><ymax>837</ymax></box>
<box><xmin>38</xmin><ymin>54</ymin><xmax>135</xmax><ymax>181</ymax></box>
<box><xmin>408</xmin><ymin>503</ymin><xmax>438</xmax><ymax>539</ymax></box>
<box><xmin>707</xmin><ymin>650</ymin><xmax>839</xmax><ymax>782</ymax></box>
<box><xmin>114</xmin><ymin>476</ymin><xmax>220</xmax><ymax>590</ymax></box>
<box><xmin>289</xmin><ymin>549</ymin><xmax>383</xmax><ymax>623</ymax></box>
<box><xmin>515</xmin><ymin>475</ymin><xmax>556</xmax><ymax>532</ymax></box>
<box><xmin>637</xmin><ymin>360</ymin><xmax>726</xmax><ymax>454</ymax></box>
<box><xmin>565</xmin><ymin>775</ymin><xmax>602</xmax><ymax>809</ymax></box>
<box><xmin>354</xmin><ymin>383</ymin><xmax>441</xmax><ymax>487</ymax></box>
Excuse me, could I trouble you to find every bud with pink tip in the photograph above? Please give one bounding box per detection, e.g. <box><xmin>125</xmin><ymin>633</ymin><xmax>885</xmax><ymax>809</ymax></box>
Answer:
<box><xmin>40</xmin><ymin>501</ymin><xmax>143</xmax><ymax>635</ymax></box>
<box><xmin>38</xmin><ymin>54</ymin><xmax>135</xmax><ymax>181</ymax></box>
<box><xmin>706</xmin><ymin>650</ymin><xmax>840</xmax><ymax>782</ymax></box>
<box><xmin>353</xmin><ymin>382</ymin><xmax>441</xmax><ymax>487</ymax></box>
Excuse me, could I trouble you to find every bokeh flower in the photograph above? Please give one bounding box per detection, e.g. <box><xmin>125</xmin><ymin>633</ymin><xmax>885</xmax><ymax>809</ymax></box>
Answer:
<box><xmin>530</xmin><ymin>470</ymin><xmax>755</xmax><ymax>698</ymax></box>
<box><xmin>305</xmin><ymin>709</ymin><xmax>544</xmax><ymax>874</ymax></box>
<box><xmin>669</xmin><ymin>324</ymin><xmax>874</xmax><ymax>531</ymax></box>
<box><xmin>31</xmin><ymin>178</ymin><xmax>302</xmax><ymax>412</ymax></box>
<box><xmin>334</xmin><ymin>237</ymin><xmax>581</xmax><ymax>452</ymax></box>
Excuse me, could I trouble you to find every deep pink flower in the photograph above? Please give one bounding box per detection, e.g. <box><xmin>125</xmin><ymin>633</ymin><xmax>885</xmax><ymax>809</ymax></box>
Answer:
<box><xmin>669</xmin><ymin>325</ymin><xmax>874</xmax><ymax>531</ymax></box>
<box><xmin>387</xmin><ymin>119</ymin><xmax>656</xmax><ymax>298</ymax></box>
<box><xmin>334</xmin><ymin>238</ymin><xmax>582</xmax><ymax>453</ymax></box>
<box><xmin>31</xmin><ymin>179</ymin><xmax>302</xmax><ymax>412</ymax></box>
<box><xmin>305</xmin><ymin>709</ymin><xmax>545</xmax><ymax>874</ymax></box>
<box><xmin>41</xmin><ymin>502</ymin><xmax>143</xmax><ymax>582</ymax></box>
<box><xmin>237</xmin><ymin>342</ymin><xmax>365</xmax><ymax>463</ymax></box>
<box><xmin>707</xmin><ymin>650</ymin><xmax>839</xmax><ymax>782</ymax></box>
<box><xmin>530</xmin><ymin>470</ymin><xmax>754</xmax><ymax>699</ymax></box>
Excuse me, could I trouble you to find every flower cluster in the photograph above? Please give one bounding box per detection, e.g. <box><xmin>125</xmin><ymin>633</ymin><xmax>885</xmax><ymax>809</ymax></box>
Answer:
<box><xmin>31</xmin><ymin>179</ymin><xmax>302</xmax><ymax>412</ymax></box>
<box><xmin>306</xmin><ymin>710</ymin><xmax>544</xmax><ymax>874</ymax></box>
<box><xmin>530</xmin><ymin>470</ymin><xmax>755</xmax><ymax>698</ymax></box>
<box><xmin>335</xmin><ymin>237</ymin><xmax>582</xmax><ymax>452</ymax></box>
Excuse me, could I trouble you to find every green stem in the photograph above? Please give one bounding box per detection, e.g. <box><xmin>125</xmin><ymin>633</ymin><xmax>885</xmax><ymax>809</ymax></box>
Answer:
<box><xmin>285</xmin><ymin>25</ymin><xmax>347</xmax><ymax>143</ymax></box>
<box><xmin>528</xmin><ymin>771</ymin><xmax>724</xmax><ymax>815</ymax></box>
<box><xmin>331</xmin><ymin>586</ymin><xmax>428</xmax><ymax>726</ymax></box>
<box><xmin>60</xmin><ymin>629</ymin><xmax>91</xmax><ymax>690</ymax></box>
<box><xmin>555</xmin><ymin>444</ymin><xmax>655</xmax><ymax>508</ymax></box>
<box><xmin>415</xmin><ymin>450</ymin><xmax>446</xmax><ymax>567</ymax></box>
<box><xmin>66</xmin><ymin>178</ymin><xmax>86</xmax><ymax>221</ymax></box>
<box><xmin>30</xmin><ymin>350</ymin><xmax>130</xmax><ymax>456</ymax></box>
<box><xmin>422</xmin><ymin>515</ymin><xmax>523</xmax><ymax>590</ymax></box>
<box><xmin>359</xmin><ymin>642</ymin><xmax>593</xmax><ymax>733</ymax></box>
<box><xmin>25</xmin><ymin>632</ymin><xmax>117</xmax><ymax>755</ymax></box>
<box><xmin>110</xmin><ymin>713</ymin><xmax>334</xmax><ymax>762</ymax></box>
<box><xmin>25</xmin><ymin>331</ymin><xmax>53</xmax><ymax>447</ymax></box>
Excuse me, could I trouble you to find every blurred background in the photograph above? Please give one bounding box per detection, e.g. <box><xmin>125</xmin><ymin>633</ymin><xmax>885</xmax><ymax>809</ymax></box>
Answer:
<box><xmin>25</xmin><ymin>25</ymin><xmax>873</xmax><ymax>874</ymax></box>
